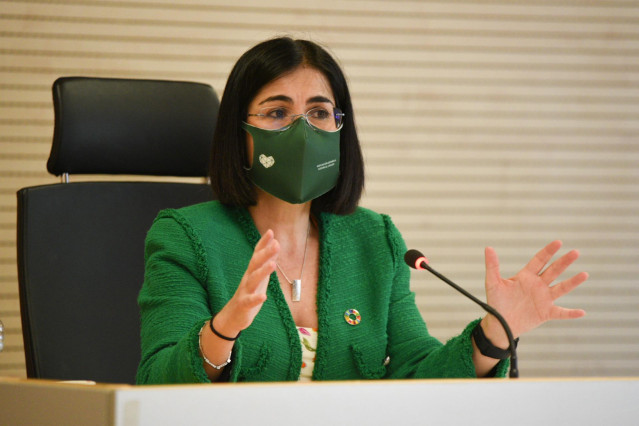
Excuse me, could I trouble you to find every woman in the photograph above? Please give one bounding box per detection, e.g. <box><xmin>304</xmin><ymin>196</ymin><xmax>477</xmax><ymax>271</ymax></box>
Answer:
<box><xmin>136</xmin><ymin>37</ymin><xmax>587</xmax><ymax>384</ymax></box>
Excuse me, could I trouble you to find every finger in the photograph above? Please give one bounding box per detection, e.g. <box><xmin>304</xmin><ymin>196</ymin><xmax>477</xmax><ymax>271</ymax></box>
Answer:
<box><xmin>233</xmin><ymin>289</ymin><xmax>269</xmax><ymax>312</ymax></box>
<box><xmin>549</xmin><ymin>305</ymin><xmax>586</xmax><ymax>321</ymax></box>
<box><xmin>252</xmin><ymin>229</ymin><xmax>275</xmax><ymax>257</ymax></box>
<box><xmin>255</xmin><ymin>229</ymin><xmax>274</xmax><ymax>250</ymax></box>
<box><xmin>242</xmin><ymin>292</ymin><xmax>268</xmax><ymax>309</ymax></box>
<box><xmin>244</xmin><ymin>256</ymin><xmax>278</xmax><ymax>294</ymax></box>
<box><xmin>540</xmin><ymin>249</ymin><xmax>580</xmax><ymax>285</ymax></box>
<box><xmin>524</xmin><ymin>240</ymin><xmax>563</xmax><ymax>275</ymax></box>
<box><xmin>484</xmin><ymin>246</ymin><xmax>501</xmax><ymax>286</ymax></box>
<box><xmin>550</xmin><ymin>271</ymin><xmax>589</xmax><ymax>300</ymax></box>
<box><xmin>246</xmin><ymin>231</ymin><xmax>278</xmax><ymax>274</ymax></box>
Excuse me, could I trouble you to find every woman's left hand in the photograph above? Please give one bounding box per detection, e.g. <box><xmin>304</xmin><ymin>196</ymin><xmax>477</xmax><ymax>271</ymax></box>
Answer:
<box><xmin>481</xmin><ymin>240</ymin><xmax>588</xmax><ymax>345</ymax></box>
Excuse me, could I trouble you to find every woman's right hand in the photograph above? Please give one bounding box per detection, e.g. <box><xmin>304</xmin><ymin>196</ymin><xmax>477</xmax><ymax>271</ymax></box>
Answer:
<box><xmin>212</xmin><ymin>230</ymin><xmax>280</xmax><ymax>337</ymax></box>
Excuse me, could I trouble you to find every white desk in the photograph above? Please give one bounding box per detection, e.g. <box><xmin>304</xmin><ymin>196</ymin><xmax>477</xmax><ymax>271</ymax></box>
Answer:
<box><xmin>1</xmin><ymin>377</ymin><xmax>637</xmax><ymax>425</ymax></box>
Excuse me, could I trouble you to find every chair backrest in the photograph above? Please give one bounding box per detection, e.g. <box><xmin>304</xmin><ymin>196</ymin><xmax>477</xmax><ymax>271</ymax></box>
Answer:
<box><xmin>17</xmin><ymin>77</ymin><xmax>219</xmax><ymax>384</ymax></box>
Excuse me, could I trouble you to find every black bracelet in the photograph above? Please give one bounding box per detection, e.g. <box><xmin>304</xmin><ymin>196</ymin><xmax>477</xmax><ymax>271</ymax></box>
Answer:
<box><xmin>209</xmin><ymin>316</ymin><xmax>241</xmax><ymax>341</ymax></box>
<box><xmin>472</xmin><ymin>323</ymin><xmax>518</xmax><ymax>360</ymax></box>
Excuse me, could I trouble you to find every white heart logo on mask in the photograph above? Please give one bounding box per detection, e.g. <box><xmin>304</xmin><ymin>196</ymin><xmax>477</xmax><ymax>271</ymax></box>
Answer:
<box><xmin>259</xmin><ymin>154</ymin><xmax>275</xmax><ymax>168</ymax></box>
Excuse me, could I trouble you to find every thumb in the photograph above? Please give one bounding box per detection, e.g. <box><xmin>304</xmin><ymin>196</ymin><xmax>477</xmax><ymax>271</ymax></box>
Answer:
<box><xmin>485</xmin><ymin>246</ymin><xmax>501</xmax><ymax>286</ymax></box>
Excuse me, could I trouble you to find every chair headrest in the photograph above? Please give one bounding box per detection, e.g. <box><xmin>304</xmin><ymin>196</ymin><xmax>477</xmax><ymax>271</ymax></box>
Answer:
<box><xmin>47</xmin><ymin>77</ymin><xmax>219</xmax><ymax>177</ymax></box>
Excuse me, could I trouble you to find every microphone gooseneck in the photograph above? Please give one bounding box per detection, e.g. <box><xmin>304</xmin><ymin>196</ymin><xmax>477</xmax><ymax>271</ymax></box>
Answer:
<box><xmin>404</xmin><ymin>249</ymin><xmax>519</xmax><ymax>378</ymax></box>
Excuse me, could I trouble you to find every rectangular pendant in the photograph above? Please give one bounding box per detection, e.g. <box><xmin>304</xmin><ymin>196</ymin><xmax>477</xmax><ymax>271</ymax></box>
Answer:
<box><xmin>292</xmin><ymin>279</ymin><xmax>301</xmax><ymax>302</ymax></box>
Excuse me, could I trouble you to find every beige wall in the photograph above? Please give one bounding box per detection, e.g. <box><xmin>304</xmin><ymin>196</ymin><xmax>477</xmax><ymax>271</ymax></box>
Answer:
<box><xmin>1</xmin><ymin>0</ymin><xmax>638</xmax><ymax>378</ymax></box>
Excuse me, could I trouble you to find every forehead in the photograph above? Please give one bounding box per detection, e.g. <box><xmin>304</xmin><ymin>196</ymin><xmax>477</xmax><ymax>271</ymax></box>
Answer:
<box><xmin>251</xmin><ymin>66</ymin><xmax>334</xmax><ymax>106</ymax></box>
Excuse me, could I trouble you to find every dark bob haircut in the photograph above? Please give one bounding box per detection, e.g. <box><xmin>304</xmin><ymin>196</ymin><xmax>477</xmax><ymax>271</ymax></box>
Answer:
<box><xmin>209</xmin><ymin>37</ymin><xmax>365</xmax><ymax>215</ymax></box>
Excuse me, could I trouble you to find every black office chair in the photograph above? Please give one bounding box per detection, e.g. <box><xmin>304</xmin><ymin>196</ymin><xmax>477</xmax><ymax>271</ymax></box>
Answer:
<box><xmin>16</xmin><ymin>77</ymin><xmax>218</xmax><ymax>384</ymax></box>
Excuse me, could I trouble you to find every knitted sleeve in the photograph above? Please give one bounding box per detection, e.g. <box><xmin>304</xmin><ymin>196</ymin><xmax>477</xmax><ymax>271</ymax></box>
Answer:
<box><xmin>381</xmin><ymin>215</ymin><xmax>509</xmax><ymax>379</ymax></box>
<box><xmin>136</xmin><ymin>209</ymin><xmax>213</xmax><ymax>384</ymax></box>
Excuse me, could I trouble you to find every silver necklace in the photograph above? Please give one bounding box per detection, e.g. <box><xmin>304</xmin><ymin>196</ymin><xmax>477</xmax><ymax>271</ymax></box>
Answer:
<box><xmin>276</xmin><ymin>221</ymin><xmax>311</xmax><ymax>302</ymax></box>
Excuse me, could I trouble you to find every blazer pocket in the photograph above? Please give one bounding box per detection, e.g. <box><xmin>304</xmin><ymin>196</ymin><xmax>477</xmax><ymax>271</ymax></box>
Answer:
<box><xmin>238</xmin><ymin>342</ymin><xmax>271</xmax><ymax>381</ymax></box>
<box><xmin>350</xmin><ymin>343</ymin><xmax>388</xmax><ymax>379</ymax></box>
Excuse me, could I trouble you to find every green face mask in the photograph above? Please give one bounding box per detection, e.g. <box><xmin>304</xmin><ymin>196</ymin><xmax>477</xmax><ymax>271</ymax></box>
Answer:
<box><xmin>242</xmin><ymin>118</ymin><xmax>340</xmax><ymax>204</ymax></box>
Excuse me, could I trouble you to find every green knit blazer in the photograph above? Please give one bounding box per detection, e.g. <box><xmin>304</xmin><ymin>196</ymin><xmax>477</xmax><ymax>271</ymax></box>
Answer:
<box><xmin>136</xmin><ymin>201</ymin><xmax>507</xmax><ymax>384</ymax></box>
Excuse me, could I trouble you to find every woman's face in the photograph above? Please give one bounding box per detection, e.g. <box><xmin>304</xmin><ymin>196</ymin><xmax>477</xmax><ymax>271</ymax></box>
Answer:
<box><xmin>245</xmin><ymin>66</ymin><xmax>336</xmax><ymax>166</ymax></box>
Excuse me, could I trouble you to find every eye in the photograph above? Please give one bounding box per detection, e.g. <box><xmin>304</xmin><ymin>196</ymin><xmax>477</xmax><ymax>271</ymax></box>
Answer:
<box><xmin>308</xmin><ymin>107</ymin><xmax>331</xmax><ymax>120</ymax></box>
<box><xmin>264</xmin><ymin>107</ymin><xmax>289</xmax><ymax>120</ymax></box>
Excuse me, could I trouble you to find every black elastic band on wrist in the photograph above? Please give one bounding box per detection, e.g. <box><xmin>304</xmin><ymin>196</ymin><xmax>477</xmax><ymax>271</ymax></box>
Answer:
<box><xmin>472</xmin><ymin>322</ymin><xmax>518</xmax><ymax>360</ymax></box>
<box><xmin>209</xmin><ymin>316</ymin><xmax>241</xmax><ymax>341</ymax></box>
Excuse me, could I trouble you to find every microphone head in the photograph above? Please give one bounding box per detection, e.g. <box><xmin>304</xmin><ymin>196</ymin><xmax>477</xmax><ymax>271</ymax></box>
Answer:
<box><xmin>404</xmin><ymin>249</ymin><xmax>429</xmax><ymax>270</ymax></box>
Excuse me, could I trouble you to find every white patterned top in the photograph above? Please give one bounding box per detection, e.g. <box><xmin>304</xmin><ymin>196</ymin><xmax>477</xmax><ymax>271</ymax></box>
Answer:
<box><xmin>297</xmin><ymin>326</ymin><xmax>318</xmax><ymax>381</ymax></box>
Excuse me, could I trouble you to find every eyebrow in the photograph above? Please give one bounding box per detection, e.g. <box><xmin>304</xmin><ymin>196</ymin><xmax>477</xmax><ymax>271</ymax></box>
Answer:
<box><xmin>258</xmin><ymin>95</ymin><xmax>292</xmax><ymax>105</ymax></box>
<box><xmin>307</xmin><ymin>95</ymin><xmax>334</xmax><ymax>106</ymax></box>
<box><xmin>258</xmin><ymin>95</ymin><xmax>334</xmax><ymax>106</ymax></box>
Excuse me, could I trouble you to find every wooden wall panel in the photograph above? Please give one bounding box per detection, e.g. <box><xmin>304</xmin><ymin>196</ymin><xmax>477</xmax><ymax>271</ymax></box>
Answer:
<box><xmin>1</xmin><ymin>0</ymin><xmax>637</xmax><ymax>378</ymax></box>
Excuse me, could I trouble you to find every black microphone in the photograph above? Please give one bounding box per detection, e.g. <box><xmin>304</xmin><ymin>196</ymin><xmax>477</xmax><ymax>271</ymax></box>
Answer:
<box><xmin>404</xmin><ymin>249</ymin><xmax>519</xmax><ymax>378</ymax></box>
